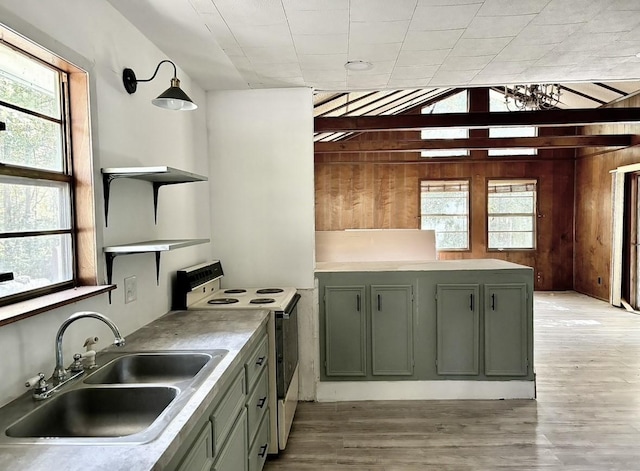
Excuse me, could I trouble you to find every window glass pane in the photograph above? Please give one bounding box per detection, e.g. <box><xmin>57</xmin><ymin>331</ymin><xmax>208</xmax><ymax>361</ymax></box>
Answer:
<box><xmin>0</xmin><ymin>177</ymin><xmax>71</xmax><ymax>232</ymax></box>
<box><xmin>0</xmin><ymin>42</ymin><xmax>60</xmax><ymax>119</ymax></box>
<box><xmin>489</xmin><ymin>89</ymin><xmax>537</xmax><ymax>156</ymax></box>
<box><xmin>421</xmin><ymin>180</ymin><xmax>469</xmax><ymax>250</ymax></box>
<box><xmin>0</xmin><ymin>234</ymin><xmax>73</xmax><ymax>298</ymax></box>
<box><xmin>487</xmin><ymin>179</ymin><xmax>536</xmax><ymax>250</ymax></box>
<box><xmin>488</xmin><ymin>194</ymin><xmax>535</xmax><ymax>213</ymax></box>
<box><xmin>421</xmin><ymin>91</ymin><xmax>469</xmax><ymax>158</ymax></box>
<box><xmin>0</xmin><ymin>106</ymin><xmax>63</xmax><ymax>171</ymax></box>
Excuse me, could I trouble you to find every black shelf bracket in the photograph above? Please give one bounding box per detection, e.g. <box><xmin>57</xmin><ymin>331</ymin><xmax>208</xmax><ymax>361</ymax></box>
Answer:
<box><xmin>105</xmin><ymin>251</ymin><xmax>163</xmax><ymax>304</ymax></box>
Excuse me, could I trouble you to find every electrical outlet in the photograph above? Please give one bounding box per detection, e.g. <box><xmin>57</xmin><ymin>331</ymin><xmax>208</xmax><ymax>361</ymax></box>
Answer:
<box><xmin>124</xmin><ymin>276</ymin><xmax>137</xmax><ymax>304</ymax></box>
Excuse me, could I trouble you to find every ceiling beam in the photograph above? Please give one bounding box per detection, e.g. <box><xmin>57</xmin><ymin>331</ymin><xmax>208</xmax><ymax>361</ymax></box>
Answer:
<box><xmin>314</xmin><ymin>108</ymin><xmax>640</xmax><ymax>132</ymax></box>
<box><xmin>314</xmin><ymin>135</ymin><xmax>637</xmax><ymax>153</ymax></box>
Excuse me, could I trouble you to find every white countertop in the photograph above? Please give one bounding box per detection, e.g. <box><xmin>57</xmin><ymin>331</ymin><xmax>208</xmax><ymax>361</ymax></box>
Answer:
<box><xmin>0</xmin><ymin>309</ymin><xmax>269</xmax><ymax>471</ymax></box>
<box><xmin>315</xmin><ymin>258</ymin><xmax>533</xmax><ymax>272</ymax></box>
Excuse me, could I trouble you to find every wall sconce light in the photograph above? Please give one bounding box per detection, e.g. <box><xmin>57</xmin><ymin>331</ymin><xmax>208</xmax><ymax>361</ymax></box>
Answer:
<box><xmin>122</xmin><ymin>60</ymin><xmax>197</xmax><ymax>111</ymax></box>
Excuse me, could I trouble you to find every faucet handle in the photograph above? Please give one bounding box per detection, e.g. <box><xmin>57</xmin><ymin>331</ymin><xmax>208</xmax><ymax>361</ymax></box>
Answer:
<box><xmin>69</xmin><ymin>353</ymin><xmax>85</xmax><ymax>373</ymax></box>
<box><xmin>25</xmin><ymin>373</ymin><xmax>50</xmax><ymax>400</ymax></box>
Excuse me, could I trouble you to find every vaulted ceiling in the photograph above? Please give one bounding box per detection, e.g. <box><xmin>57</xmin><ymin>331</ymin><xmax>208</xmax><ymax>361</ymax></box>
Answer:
<box><xmin>108</xmin><ymin>0</ymin><xmax>640</xmax><ymax>92</ymax></box>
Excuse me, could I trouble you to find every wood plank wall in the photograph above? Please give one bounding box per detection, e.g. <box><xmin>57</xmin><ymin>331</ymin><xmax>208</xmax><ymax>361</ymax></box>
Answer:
<box><xmin>315</xmin><ymin>89</ymin><xmax>576</xmax><ymax>291</ymax></box>
<box><xmin>575</xmin><ymin>93</ymin><xmax>640</xmax><ymax>301</ymax></box>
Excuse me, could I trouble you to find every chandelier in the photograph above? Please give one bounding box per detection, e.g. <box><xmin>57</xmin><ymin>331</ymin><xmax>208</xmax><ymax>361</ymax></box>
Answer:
<box><xmin>503</xmin><ymin>84</ymin><xmax>562</xmax><ymax>111</ymax></box>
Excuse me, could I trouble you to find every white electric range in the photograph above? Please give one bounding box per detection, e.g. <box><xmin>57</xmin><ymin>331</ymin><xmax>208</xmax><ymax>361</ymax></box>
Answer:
<box><xmin>173</xmin><ymin>261</ymin><xmax>299</xmax><ymax>454</ymax></box>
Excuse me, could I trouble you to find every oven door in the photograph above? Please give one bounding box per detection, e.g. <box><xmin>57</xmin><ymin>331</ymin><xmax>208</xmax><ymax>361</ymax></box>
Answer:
<box><xmin>275</xmin><ymin>293</ymin><xmax>300</xmax><ymax>398</ymax></box>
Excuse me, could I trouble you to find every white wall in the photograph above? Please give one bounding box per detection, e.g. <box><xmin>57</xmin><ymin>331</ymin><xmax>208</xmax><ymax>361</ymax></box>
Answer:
<box><xmin>206</xmin><ymin>88</ymin><xmax>315</xmax><ymax>289</ymax></box>
<box><xmin>0</xmin><ymin>1</ymin><xmax>211</xmax><ymax>406</ymax></box>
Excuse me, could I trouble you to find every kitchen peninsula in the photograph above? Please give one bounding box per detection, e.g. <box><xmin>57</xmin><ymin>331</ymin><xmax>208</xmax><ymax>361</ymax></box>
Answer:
<box><xmin>315</xmin><ymin>259</ymin><xmax>535</xmax><ymax>401</ymax></box>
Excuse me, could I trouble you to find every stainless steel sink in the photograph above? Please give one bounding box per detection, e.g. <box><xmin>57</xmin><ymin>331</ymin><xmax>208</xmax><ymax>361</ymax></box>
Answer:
<box><xmin>84</xmin><ymin>352</ymin><xmax>214</xmax><ymax>384</ymax></box>
<box><xmin>0</xmin><ymin>349</ymin><xmax>228</xmax><ymax>445</ymax></box>
<box><xmin>6</xmin><ymin>386</ymin><xmax>178</xmax><ymax>438</ymax></box>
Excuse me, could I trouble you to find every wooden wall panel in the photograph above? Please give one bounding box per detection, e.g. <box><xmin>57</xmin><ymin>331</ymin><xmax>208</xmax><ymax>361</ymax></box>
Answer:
<box><xmin>575</xmin><ymin>94</ymin><xmax>640</xmax><ymax>300</ymax></box>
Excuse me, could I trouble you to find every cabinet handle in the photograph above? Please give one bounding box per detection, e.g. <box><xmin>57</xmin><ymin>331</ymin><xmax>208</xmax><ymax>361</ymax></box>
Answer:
<box><xmin>257</xmin><ymin>396</ymin><xmax>267</xmax><ymax>409</ymax></box>
<box><xmin>491</xmin><ymin>293</ymin><xmax>496</xmax><ymax>311</ymax></box>
<box><xmin>377</xmin><ymin>294</ymin><xmax>381</xmax><ymax>311</ymax></box>
<box><xmin>356</xmin><ymin>294</ymin><xmax>361</xmax><ymax>312</ymax></box>
<box><xmin>258</xmin><ymin>444</ymin><xmax>268</xmax><ymax>458</ymax></box>
<box><xmin>469</xmin><ymin>293</ymin><xmax>474</xmax><ymax>311</ymax></box>
<box><xmin>255</xmin><ymin>356</ymin><xmax>266</xmax><ymax>366</ymax></box>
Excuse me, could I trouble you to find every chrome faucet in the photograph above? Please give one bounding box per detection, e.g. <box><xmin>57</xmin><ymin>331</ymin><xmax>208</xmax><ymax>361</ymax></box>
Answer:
<box><xmin>53</xmin><ymin>311</ymin><xmax>125</xmax><ymax>381</ymax></box>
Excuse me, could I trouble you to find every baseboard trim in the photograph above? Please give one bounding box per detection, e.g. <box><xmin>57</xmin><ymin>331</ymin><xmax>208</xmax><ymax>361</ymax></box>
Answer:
<box><xmin>316</xmin><ymin>380</ymin><xmax>536</xmax><ymax>402</ymax></box>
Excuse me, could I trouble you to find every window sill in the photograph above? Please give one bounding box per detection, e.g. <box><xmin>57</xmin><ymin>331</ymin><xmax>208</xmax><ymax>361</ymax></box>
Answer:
<box><xmin>0</xmin><ymin>285</ymin><xmax>115</xmax><ymax>327</ymax></box>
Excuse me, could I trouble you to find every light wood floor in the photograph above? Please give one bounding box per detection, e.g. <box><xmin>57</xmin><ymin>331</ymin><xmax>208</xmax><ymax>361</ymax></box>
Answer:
<box><xmin>264</xmin><ymin>291</ymin><xmax>640</xmax><ymax>470</ymax></box>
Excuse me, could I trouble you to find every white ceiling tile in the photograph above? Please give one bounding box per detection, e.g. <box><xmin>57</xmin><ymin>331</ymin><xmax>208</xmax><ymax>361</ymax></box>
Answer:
<box><xmin>469</xmin><ymin>74</ymin><xmax>521</xmax><ymax>85</ymax></box>
<box><xmin>623</xmin><ymin>26</ymin><xmax>640</xmax><ymax>41</ymax></box>
<box><xmin>348</xmin><ymin>42</ymin><xmax>402</xmax><ymax>62</ymax></box>
<box><xmin>299</xmin><ymin>53</ymin><xmax>349</xmax><ymax>70</ymax></box>
<box><xmin>287</xmin><ymin>9</ymin><xmax>349</xmax><ymax>35</ymax></box>
<box><xmin>232</xmin><ymin>24</ymin><xmax>293</xmax><ymax>48</ymax></box>
<box><xmin>514</xmin><ymin>65</ymin><xmax>581</xmax><ymax>82</ymax></box>
<box><xmin>479</xmin><ymin>60</ymin><xmax>537</xmax><ymax>75</ymax></box>
<box><xmin>607</xmin><ymin>0</ymin><xmax>640</xmax><ymax>10</ymax></box>
<box><xmin>440</xmin><ymin>55</ymin><xmax>495</xmax><ymax>70</ymax></box>
<box><xmin>347</xmin><ymin>74</ymin><xmax>391</xmax><ymax>89</ymax></box>
<box><xmin>396</xmin><ymin>49</ymin><xmax>450</xmax><ymax>66</ymax></box>
<box><xmin>303</xmin><ymin>69</ymin><xmax>347</xmax><ymax>81</ymax></box>
<box><xmin>350</xmin><ymin>21</ymin><xmax>411</xmax><ymax>44</ymax></box>
<box><xmin>410</xmin><ymin>4</ymin><xmax>482</xmax><ymax>31</ymax></box>
<box><xmin>201</xmin><ymin>12</ymin><xmax>238</xmax><ymax>48</ymax></box>
<box><xmin>391</xmin><ymin>64</ymin><xmax>440</xmax><ymax>79</ymax></box>
<box><xmin>429</xmin><ymin>69</ymin><xmax>481</xmax><ymax>84</ymax></box>
<box><xmin>189</xmin><ymin>0</ymin><xmax>217</xmax><ymax>14</ymax></box>
<box><xmin>477</xmin><ymin>0</ymin><xmax>551</xmax><ymax>16</ymax></box>
<box><xmin>495</xmin><ymin>42</ymin><xmax>556</xmax><ymax>61</ymax></box>
<box><xmin>463</xmin><ymin>15</ymin><xmax>536</xmax><ymax>38</ymax></box>
<box><xmin>417</xmin><ymin>0</ymin><xmax>485</xmax><ymax>5</ymax></box>
<box><xmin>314</xmin><ymin>81</ymin><xmax>349</xmax><ymax>91</ymax></box>
<box><xmin>351</xmin><ymin>0</ymin><xmax>418</xmax><ymax>22</ymax></box>
<box><xmin>222</xmin><ymin>46</ymin><xmax>245</xmax><ymax>58</ymax></box>
<box><xmin>511</xmin><ymin>23</ymin><xmax>583</xmax><ymax>45</ymax></box>
<box><xmin>282</xmin><ymin>0</ymin><xmax>348</xmax><ymax>11</ymax></box>
<box><xmin>244</xmin><ymin>46</ymin><xmax>298</xmax><ymax>64</ymax></box>
<box><xmin>213</xmin><ymin>0</ymin><xmax>286</xmax><ymax>26</ymax></box>
<box><xmin>595</xmin><ymin>41</ymin><xmax>640</xmax><ymax>58</ymax></box>
<box><xmin>581</xmin><ymin>11</ymin><xmax>640</xmax><ymax>33</ymax></box>
<box><xmin>348</xmin><ymin>61</ymin><xmax>396</xmax><ymax>75</ymax></box>
<box><xmin>450</xmin><ymin>37</ymin><xmax>513</xmax><ymax>56</ymax></box>
<box><xmin>387</xmin><ymin>78</ymin><xmax>433</xmax><ymax>88</ymax></box>
<box><xmin>555</xmin><ymin>32</ymin><xmax>621</xmax><ymax>52</ymax></box>
<box><xmin>535</xmin><ymin>51</ymin><xmax>592</xmax><ymax>67</ymax></box>
<box><xmin>293</xmin><ymin>34</ymin><xmax>348</xmax><ymax>54</ymax></box>
<box><xmin>253</xmin><ymin>63</ymin><xmax>302</xmax><ymax>78</ymax></box>
<box><xmin>532</xmin><ymin>0</ymin><xmax>609</xmax><ymax>25</ymax></box>
<box><xmin>402</xmin><ymin>30</ymin><xmax>464</xmax><ymax>51</ymax></box>
<box><xmin>574</xmin><ymin>56</ymin><xmax>631</xmax><ymax>70</ymax></box>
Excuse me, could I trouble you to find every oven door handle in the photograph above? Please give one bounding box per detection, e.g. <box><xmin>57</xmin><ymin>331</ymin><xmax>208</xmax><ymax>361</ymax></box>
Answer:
<box><xmin>276</xmin><ymin>293</ymin><xmax>301</xmax><ymax>319</ymax></box>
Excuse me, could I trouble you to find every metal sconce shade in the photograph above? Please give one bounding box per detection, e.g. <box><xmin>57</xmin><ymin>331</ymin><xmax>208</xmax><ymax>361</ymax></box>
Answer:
<box><xmin>152</xmin><ymin>78</ymin><xmax>197</xmax><ymax>111</ymax></box>
<box><xmin>122</xmin><ymin>60</ymin><xmax>197</xmax><ymax>111</ymax></box>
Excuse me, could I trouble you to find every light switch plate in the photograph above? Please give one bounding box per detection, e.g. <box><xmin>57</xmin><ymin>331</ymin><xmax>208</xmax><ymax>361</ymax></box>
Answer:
<box><xmin>124</xmin><ymin>275</ymin><xmax>137</xmax><ymax>304</ymax></box>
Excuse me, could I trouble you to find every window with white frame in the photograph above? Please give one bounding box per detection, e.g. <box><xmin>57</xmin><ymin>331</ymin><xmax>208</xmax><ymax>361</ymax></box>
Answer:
<box><xmin>421</xmin><ymin>91</ymin><xmax>469</xmax><ymax>158</ymax></box>
<box><xmin>420</xmin><ymin>180</ymin><xmax>469</xmax><ymax>250</ymax></box>
<box><xmin>487</xmin><ymin>179</ymin><xmax>537</xmax><ymax>250</ymax></box>
<box><xmin>489</xmin><ymin>89</ymin><xmax>537</xmax><ymax>156</ymax></box>
<box><xmin>0</xmin><ymin>41</ymin><xmax>75</xmax><ymax>305</ymax></box>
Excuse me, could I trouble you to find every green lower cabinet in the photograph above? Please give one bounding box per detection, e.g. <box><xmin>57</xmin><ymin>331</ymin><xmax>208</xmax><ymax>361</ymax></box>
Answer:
<box><xmin>436</xmin><ymin>284</ymin><xmax>480</xmax><ymax>375</ymax></box>
<box><xmin>484</xmin><ymin>283</ymin><xmax>528</xmax><ymax>376</ymax></box>
<box><xmin>213</xmin><ymin>408</ymin><xmax>248</xmax><ymax>471</ymax></box>
<box><xmin>371</xmin><ymin>285</ymin><xmax>414</xmax><ymax>376</ymax></box>
<box><xmin>323</xmin><ymin>283</ymin><xmax>414</xmax><ymax>379</ymax></box>
<box><xmin>324</xmin><ymin>286</ymin><xmax>367</xmax><ymax>376</ymax></box>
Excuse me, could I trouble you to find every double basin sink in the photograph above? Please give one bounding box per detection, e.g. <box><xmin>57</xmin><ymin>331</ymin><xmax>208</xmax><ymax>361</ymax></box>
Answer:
<box><xmin>0</xmin><ymin>349</ymin><xmax>228</xmax><ymax>445</ymax></box>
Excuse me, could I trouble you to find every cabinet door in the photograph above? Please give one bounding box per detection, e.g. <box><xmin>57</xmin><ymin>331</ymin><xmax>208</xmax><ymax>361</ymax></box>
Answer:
<box><xmin>370</xmin><ymin>285</ymin><xmax>414</xmax><ymax>376</ymax></box>
<box><xmin>213</xmin><ymin>409</ymin><xmax>248</xmax><ymax>471</ymax></box>
<box><xmin>324</xmin><ymin>286</ymin><xmax>367</xmax><ymax>377</ymax></box>
<box><xmin>484</xmin><ymin>283</ymin><xmax>528</xmax><ymax>376</ymax></box>
<box><xmin>436</xmin><ymin>284</ymin><xmax>480</xmax><ymax>375</ymax></box>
